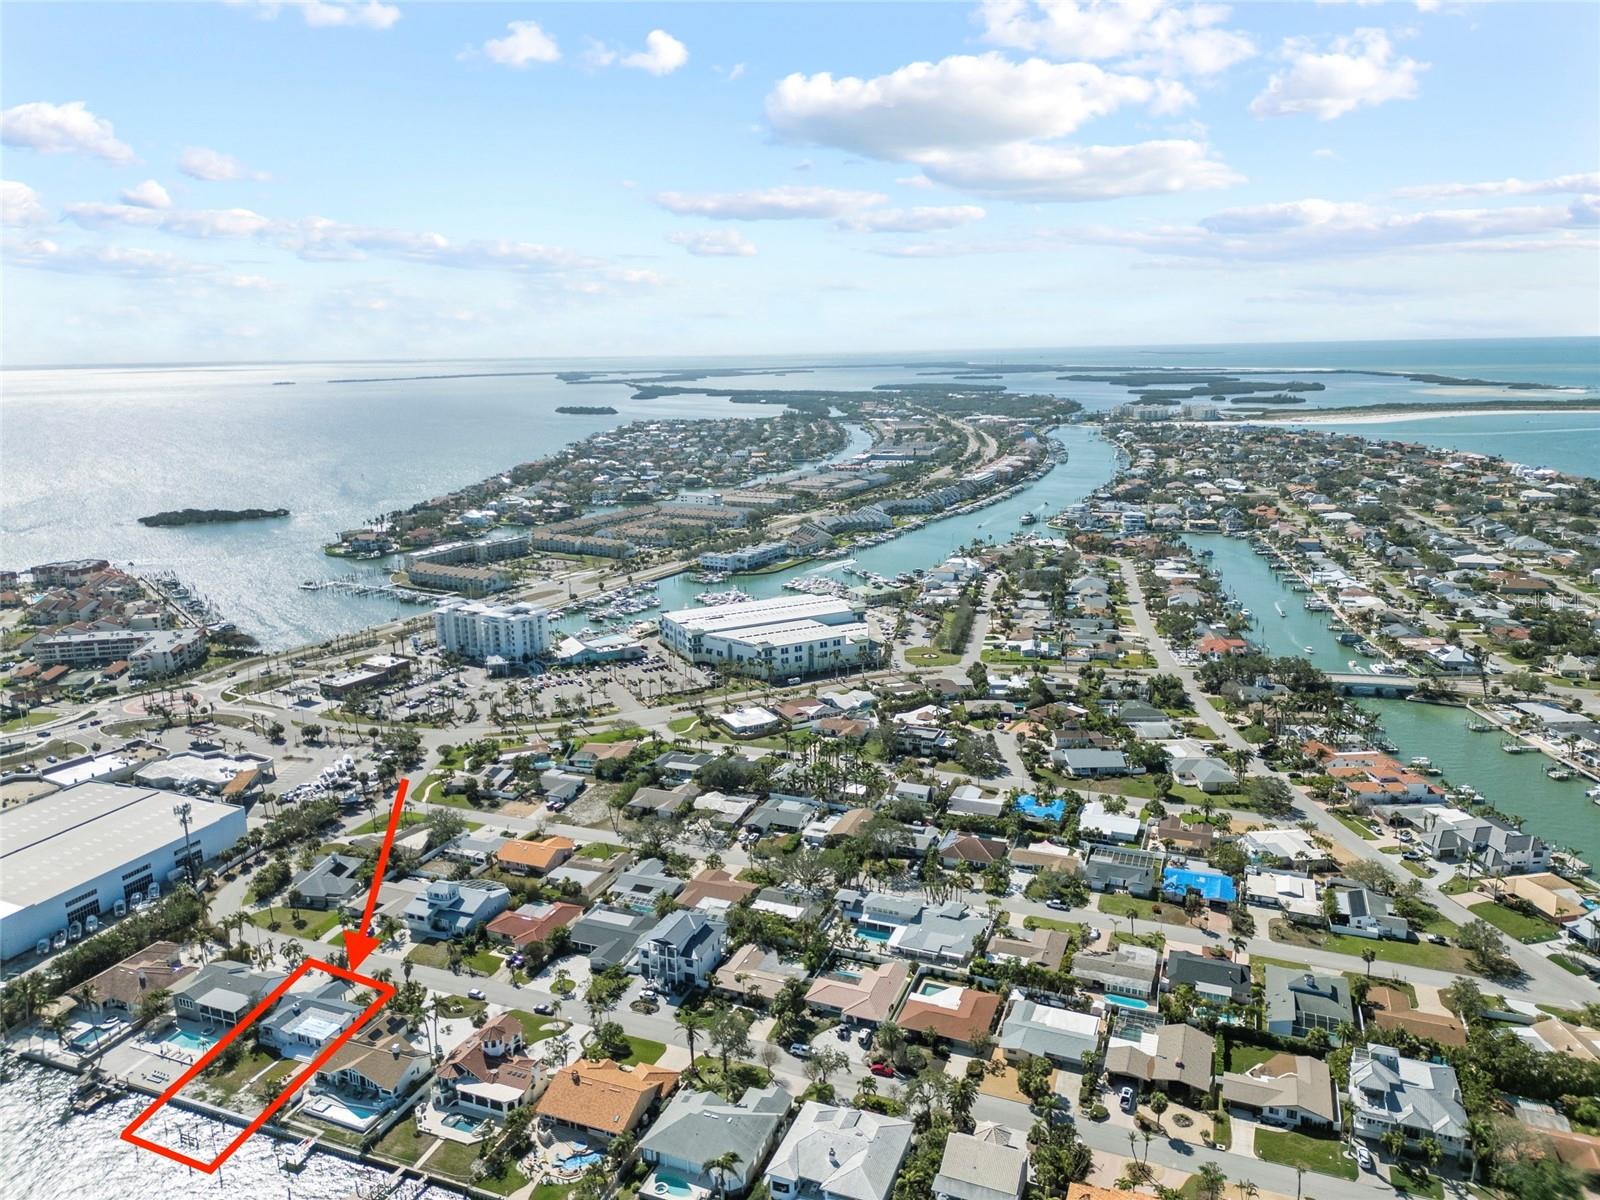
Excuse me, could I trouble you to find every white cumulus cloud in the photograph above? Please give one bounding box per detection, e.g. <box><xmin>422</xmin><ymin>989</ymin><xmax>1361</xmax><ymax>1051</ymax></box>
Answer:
<box><xmin>668</xmin><ymin>229</ymin><xmax>757</xmax><ymax>256</ymax></box>
<box><xmin>913</xmin><ymin>139</ymin><xmax>1242</xmax><ymax>201</ymax></box>
<box><xmin>623</xmin><ymin>30</ymin><xmax>689</xmax><ymax>75</ymax></box>
<box><xmin>179</xmin><ymin>146</ymin><xmax>269</xmax><ymax>182</ymax></box>
<box><xmin>1</xmin><ymin>100</ymin><xmax>135</xmax><ymax>164</ymax></box>
<box><xmin>477</xmin><ymin>20</ymin><xmax>561</xmax><ymax>67</ymax></box>
<box><xmin>1394</xmin><ymin>171</ymin><xmax>1600</xmax><ymax>199</ymax></box>
<box><xmin>237</xmin><ymin>0</ymin><xmax>400</xmax><ymax>30</ymax></box>
<box><xmin>1251</xmin><ymin>29</ymin><xmax>1425</xmax><ymax>120</ymax></box>
<box><xmin>1</xmin><ymin>181</ymin><xmax>50</xmax><ymax>227</ymax></box>
<box><xmin>837</xmin><ymin>205</ymin><xmax>988</xmax><ymax>233</ymax></box>
<box><xmin>120</xmin><ymin>179</ymin><xmax>172</xmax><ymax>209</ymax></box>
<box><xmin>977</xmin><ymin>0</ymin><xmax>1256</xmax><ymax>76</ymax></box>
<box><xmin>655</xmin><ymin>185</ymin><xmax>889</xmax><ymax>220</ymax></box>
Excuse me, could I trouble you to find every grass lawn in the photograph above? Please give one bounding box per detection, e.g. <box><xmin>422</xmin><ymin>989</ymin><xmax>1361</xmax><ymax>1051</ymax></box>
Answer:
<box><xmin>372</xmin><ymin>1116</ymin><xmax>434</xmax><ymax>1165</ymax></box>
<box><xmin>1468</xmin><ymin>901</ymin><xmax>1560</xmax><ymax>943</ymax></box>
<box><xmin>1255</xmin><ymin>1129</ymin><xmax>1359</xmax><ymax>1180</ymax></box>
<box><xmin>577</xmin><ymin>841</ymin><xmax>628</xmax><ymax>859</ymax></box>
<box><xmin>477</xmin><ymin>1166</ymin><xmax>534</xmax><ymax>1196</ymax></box>
<box><xmin>904</xmin><ymin>647</ymin><xmax>960</xmax><ymax>667</ymax></box>
<box><xmin>1549</xmin><ymin>953</ymin><xmax>1587</xmax><ymax>975</ymax></box>
<box><xmin>510</xmin><ymin>1011</ymin><xmax>564</xmax><ymax>1042</ymax></box>
<box><xmin>246</xmin><ymin>907</ymin><xmax>343</xmax><ymax>940</ymax></box>
<box><xmin>1400</xmin><ymin>861</ymin><xmax>1432</xmax><ymax>879</ymax></box>
<box><xmin>1023</xmin><ymin>915</ymin><xmax>1089</xmax><ymax>936</ymax></box>
<box><xmin>1440</xmin><ymin>875</ymin><xmax>1478</xmax><ymax>896</ymax></box>
<box><xmin>1268</xmin><ymin>919</ymin><xmax>1471</xmax><ymax>974</ymax></box>
<box><xmin>528</xmin><ymin>1185</ymin><xmax>573</xmax><ymax>1200</ymax></box>
<box><xmin>1225</xmin><ymin>1043</ymin><xmax>1280</xmax><ymax>1073</ymax></box>
<box><xmin>203</xmin><ymin>1047</ymin><xmax>286</xmax><ymax>1097</ymax></box>
<box><xmin>0</xmin><ymin>709</ymin><xmax>57</xmax><ymax>732</ymax></box>
<box><xmin>1331</xmin><ymin>810</ymin><xmax>1379</xmax><ymax>840</ymax></box>
<box><xmin>620</xmin><ymin>1034</ymin><xmax>668</xmax><ymax>1065</ymax></box>
<box><xmin>667</xmin><ymin>716</ymin><xmax>698</xmax><ymax>733</ymax></box>
<box><xmin>1098</xmin><ymin>893</ymin><xmax>1197</xmax><ymax>927</ymax></box>
<box><xmin>426</xmin><ymin>1137</ymin><xmax>486</xmax><ymax>1181</ymax></box>
<box><xmin>1392</xmin><ymin>1170</ymin><xmax>1446</xmax><ymax>1199</ymax></box>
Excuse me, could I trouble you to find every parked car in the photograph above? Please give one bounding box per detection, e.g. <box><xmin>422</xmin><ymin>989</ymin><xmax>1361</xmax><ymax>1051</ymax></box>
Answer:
<box><xmin>1427</xmin><ymin>934</ymin><xmax>1450</xmax><ymax>946</ymax></box>
<box><xmin>869</xmin><ymin>1061</ymin><xmax>895</xmax><ymax>1078</ymax></box>
<box><xmin>1357</xmin><ymin>1146</ymin><xmax>1374</xmax><ymax>1173</ymax></box>
<box><xmin>787</xmin><ymin>1043</ymin><xmax>811</xmax><ymax>1059</ymax></box>
<box><xmin>837</xmin><ymin>1025</ymin><xmax>852</xmax><ymax>1040</ymax></box>
<box><xmin>467</xmin><ymin>988</ymin><xmax>486</xmax><ymax>1000</ymax></box>
<box><xmin>533</xmin><ymin>1002</ymin><xmax>553</xmax><ymax>1015</ymax></box>
<box><xmin>858</xmin><ymin>1029</ymin><xmax>873</xmax><ymax>1049</ymax></box>
<box><xmin>1046</xmin><ymin>899</ymin><xmax>1069</xmax><ymax>911</ymax></box>
<box><xmin>1119</xmin><ymin>1086</ymin><xmax>1136</xmax><ymax>1113</ymax></box>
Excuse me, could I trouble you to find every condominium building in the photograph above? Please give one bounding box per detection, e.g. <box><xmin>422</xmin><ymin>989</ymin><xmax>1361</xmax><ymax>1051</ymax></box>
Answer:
<box><xmin>31</xmin><ymin>626</ymin><xmax>206</xmax><ymax>676</ymax></box>
<box><xmin>433</xmin><ymin>599</ymin><xmax>550</xmax><ymax>664</ymax></box>
<box><xmin>657</xmin><ymin>594</ymin><xmax>874</xmax><ymax>678</ymax></box>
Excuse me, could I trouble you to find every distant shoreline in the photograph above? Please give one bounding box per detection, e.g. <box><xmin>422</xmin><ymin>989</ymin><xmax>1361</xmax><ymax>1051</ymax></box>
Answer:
<box><xmin>1238</xmin><ymin>401</ymin><xmax>1600</xmax><ymax>426</ymax></box>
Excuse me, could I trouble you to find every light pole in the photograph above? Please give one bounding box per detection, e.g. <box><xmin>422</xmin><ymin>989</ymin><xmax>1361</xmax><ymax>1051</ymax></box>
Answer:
<box><xmin>173</xmin><ymin>802</ymin><xmax>196</xmax><ymax>886</ymax></box>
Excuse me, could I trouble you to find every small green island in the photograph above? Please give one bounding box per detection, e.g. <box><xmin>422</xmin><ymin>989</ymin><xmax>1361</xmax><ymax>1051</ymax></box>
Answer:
<box><xmin>555</xmin><ymin>405</ymin><xmax>618</xmax><ymax>415</ymax></box>
<box><xmin>138</xmin><ymin>507</ymin><xmax>290</xmax><ymax>527</ymax></box>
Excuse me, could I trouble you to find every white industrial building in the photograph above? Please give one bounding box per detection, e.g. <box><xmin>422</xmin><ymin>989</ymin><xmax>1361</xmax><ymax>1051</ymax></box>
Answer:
<box><xmin>0</xmin><ymin>783</ymin><xmax>247</xmax><ymax>961</ymax></box>
<box><xmin>658</xmin><ymin>595</ymin><xmax>874</xmax><ymax>678</ymax></box>
<box><xmin>433</xmin><ymin>599</ymin><xmax>550</xmax><ymax>664</ymax></box>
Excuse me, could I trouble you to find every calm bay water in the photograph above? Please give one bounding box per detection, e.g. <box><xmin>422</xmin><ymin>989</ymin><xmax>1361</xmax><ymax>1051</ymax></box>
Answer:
<box><xmin>1194</xmin><ymin>534</ymin><xmax>1600</xmax><ymax>869</ymax></box>
<box><xmin>2</xmin><ymin>339</ymin><xmax>1595</xmax><ymax>648</ymax></box>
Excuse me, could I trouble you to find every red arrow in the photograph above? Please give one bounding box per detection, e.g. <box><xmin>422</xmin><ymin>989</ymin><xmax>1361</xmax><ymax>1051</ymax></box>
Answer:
<box><xmin>344</xmin><ymin>778</ymin><xmax>409</xmax><ymax>971</ymax></box>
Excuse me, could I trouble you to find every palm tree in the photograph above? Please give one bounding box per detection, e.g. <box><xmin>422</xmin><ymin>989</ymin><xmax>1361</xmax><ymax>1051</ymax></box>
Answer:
<box><xmin>702</xmin><ymin>1152</ymin><xmax>743</xmax><ymax>1200</ymax></box>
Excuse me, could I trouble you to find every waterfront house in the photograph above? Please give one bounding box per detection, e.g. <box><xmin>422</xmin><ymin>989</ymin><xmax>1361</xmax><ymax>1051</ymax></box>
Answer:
<box><xmin>258</xmin><ymin>980</ymin><xmax>363</xmax><ymax>1061</ymax></box>
<box><xmin>933</xmin><ymin>1125</ymin><xmax>1030</xmax><ymax>1200</ymax></box>
<box><xmin>436</xmin><ymin>1012</ymin><xmax>547</xmax><ymax>1120</ymax></box>
<box><xmin>535</xmin><ymin>1059</ymin><xmax>679</xmax><ymax>1143</ymax></box>
<box><xmin>638</xmin><ymin>1083</ymin><xmax>792</xmax><ymax>1197</ymax></box>
<box><xmin>311</xmin><ymin>1011</ymin><xmax>430</xmax><ymax>1129</ymax></box>
<box><xmin>635</xmin><ymin>910</ymin><xmax>727</xmax><ymax>992</ymax></box>
<box><xmin>82</xmin><ymin>941</ymin><xmax>192</xmax><ymax>1017</ymax></box>
<box><xmin>171</xmin><ymin>962</ymin><xmax>283</xmax><ymax>1026</ymax></box>
<box><xmin>1221</xmin><ymin>1053</ymin><xmax>1338</xmax><ymax>1130</ymax></box>
<box><xmin>404</xmin><ymin>880</ymin><xmax>511</xmax><ymax>942</ymax></box>
<box><xmin>764</xmin><ymin>1102</ymin><xmax>914</xmax><ymax>1200</ymax></box>
<box><xmin>1348</xmin><ymin>1044</ymin><xmax>1471</xmax><ymax>1160</ymax></box>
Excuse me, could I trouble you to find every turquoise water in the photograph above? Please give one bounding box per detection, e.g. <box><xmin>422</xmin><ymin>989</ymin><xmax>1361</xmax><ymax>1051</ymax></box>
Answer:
<box><xmin>7</xmin><ymin>340</ymin><xmax>1591</xmax><ymax>647</ymax></box>
<box><xmin>1299</xmin><ymin>411</ymin><xmax>1600</xmax><ymax>482</ymax></box>
<box><xmin>562</xmin><ymin>1152</ymin><xmax>604</xmax><ymax>1170</ymax></box>
<box><xmin>1105</xmin><ymin>995</ymin><xmax>1151</xmax><ymax>1010</ymax></box>
<box><xmin>857</xmin><ymin>926</ymin><xmax>893</xmax><ymax>943</ymax></box>
<box><xmin>1190</xmin><ymin>534</ymin><xmax>1600</xmax><ymax>868</ymax></box>
<box><xmin>649</xmin><ymin>1172</ymin><xmax>696</xmax><ymax>1198</ymax></box>
<box><xmin>917</xmin><ymin>981</ymin><xmax>951</xmax><ymax>995</ymax></box>
<box><xmin>160</xmin><ymin>1027</ymin><xmax>214</xmax><ymax>1051</ymax></box>
<box><xmin>442</xmin><ymin>1113</ymin><xmax>479</xmax><ymax>1132</ymax></box>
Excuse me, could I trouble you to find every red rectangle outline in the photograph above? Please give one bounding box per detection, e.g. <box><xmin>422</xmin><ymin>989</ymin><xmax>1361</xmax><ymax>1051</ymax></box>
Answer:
<box><xmin>120</xmin><ymin>955</ymin><xmax>397</xmax><ymax>1173</ymax></box>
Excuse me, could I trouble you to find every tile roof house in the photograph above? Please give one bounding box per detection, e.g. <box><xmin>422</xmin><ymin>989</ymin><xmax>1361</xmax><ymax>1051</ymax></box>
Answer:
<box><xmin>1102</xmin><ymin>1023</ymin><xmax>1215</xmax><ymax>1097</ymax></box>
<box><xmin>677</xmin><ymin>867</ymin><xmax>758</xmax><ymax>914</ymax></box>
<box><xmin>536</xmin><ymin>1059</ymin><xmax>680</xmax><ymax>1142</ymax></box>
<box><xmin>1221</xmin><ymin>1052</ymin><xmax>1338</xmax><ymax>1129</ymax></box>
<box><xmin>496</xmin><ymin>836</ymin><xmax>575</xmax><ymax>876</ymax></box>
<box><xmin>1365</xmin><ymin>986</ymin><xmax>1467</xmax><ymax>1049</ymax></box>
<box><xmin>896</xmin><ymin>983</ymin><xmax>1002</xmax><ymax>1049</ymax></box>
<box><xmin>486</xmin><ymin>900</ymin><xmax>585</xmax><ymax>950</ymax></box>
<box><xmin>932</xmin><ymin>1125</ymin><xmax>1029</xmax><ymax>1200</ymax></box>
<box><xmin>986</xmin><ymin>926</ymin><xmax>1070</xmax><ymax>972</ymax></box>
<box><xmin>1348</xmin><ymin>1044</ymin><xmax>1471</xmax><ymax>1160</ymax></box>
<box><xmin>998</xmin><ymin>997</ymin><xmax>1103</xmax><ymax>1067</ymax></box>
<box><xmin>313</xmin><ymin>1010</ymin><xmax>430</xmax><ymax>1125</ymax></box>
<box><xmin>1265</xmin><ymin>967</ymin><xmax>1356</xmax><ymax>1043</ymax></box>
<box><xmin>764</xmin><ymin>1102</ymin><xmax>914</xmax><ymax>1200</ymax></box>
<box><xmin>289</xmin><ymin>854</ymin><xmax>366</xmax><ymax>911</ymax></box>
<box><xmin>714</xmin><ymin>944</ymin><xmax>810</xmax><ymax>1003</ymax></box>
<box><xmin>638</xmin><ymin>1082</ymin><xmax>792</xmax><ymax>1197</ymax></box>
<box><xmin>805</xmin><ymin>959</ymin><xmax>910</xmax><ymax>1026</ymax></box>
<box><xmin>937</xmin><ymin>830</ymin><xmax>1008</xmax><ymax>867</ymax></box>
<box><xmin>437</xmin><ymin>1012</ymin><xmax>546</xmax><ymax>1118</ymax></box>
<box><xmin>82</xmin><ymin>940</ymin><xmax>192</xmax><ymax>1015</ymax></box>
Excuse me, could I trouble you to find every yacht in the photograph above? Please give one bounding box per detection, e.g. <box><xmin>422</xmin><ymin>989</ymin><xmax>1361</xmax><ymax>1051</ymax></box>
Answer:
<box><xmin>1501</xmin><ymin>739</ymin><xmax>1535</xmax><ymax>754</ymax></box>
<box><xmin>1546</xmin><ymin>766</ymin><xmax>1575</xmax><ymax>781</ymax></box>
<box><xmin>1466</xmin><ymin>718</ymin><xmax>1494</xmax><ymax>732</ymax></box>
<box><xmin>1586</xmin><ymin>784</ymin><xmax>1600</xmax><ymax>801</ymax></box>
<box><xmin>1274</xmin><ymin>602</ymin><xmax>1286</xmax><ymax>617</ymax></box>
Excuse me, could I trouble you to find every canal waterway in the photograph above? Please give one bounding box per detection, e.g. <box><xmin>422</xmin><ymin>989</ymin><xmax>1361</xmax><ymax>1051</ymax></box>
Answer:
<box><xmin>1191</xmin><ymin>534</ymin><xmax>1600</xmax><ymax>868</ymax></box>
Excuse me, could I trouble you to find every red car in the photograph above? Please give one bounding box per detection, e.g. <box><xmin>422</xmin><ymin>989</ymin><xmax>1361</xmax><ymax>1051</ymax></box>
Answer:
<box><xmin>869</xmin><ymin>1062</ymin><xmax>895</xmax><ymax>1078</ymax></box>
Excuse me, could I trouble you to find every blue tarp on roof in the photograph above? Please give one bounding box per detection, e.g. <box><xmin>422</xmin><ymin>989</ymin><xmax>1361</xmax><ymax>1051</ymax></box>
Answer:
<box><xmin>1162</xmin><ymin>866</ymin><xmax>1236</xmax><ymax>903</ymax></box>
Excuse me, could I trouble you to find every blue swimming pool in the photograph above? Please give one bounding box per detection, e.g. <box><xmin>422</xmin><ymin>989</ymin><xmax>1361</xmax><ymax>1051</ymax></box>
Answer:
<box><xmin>563</xmin><ymin>1152</ymin><xmax>604</xmax><ymax>1171</ymax></box>
<box><xmin>443</xmin><ymin>1113</ymin><xmax>480</xmax><ymax>1132</ymax></box>
<box><xmin>649</xmin><ymin>1171</ymin><xmax>696</xmax><ymax>1198</ymax></box>
<box><xmin>1105</xmin><ymin>995</ymin><xmax>1151</xmax><ymax>1010</ymax></box>
<box><xmin>161</xmin><ymin>1027</ymin><xmax>215</xmax><ymax>1051</ymax></box>
<box><xmin>857</xmin><ymin>926</ymin><xmax>892</xmax><ymax>943</ymax></box>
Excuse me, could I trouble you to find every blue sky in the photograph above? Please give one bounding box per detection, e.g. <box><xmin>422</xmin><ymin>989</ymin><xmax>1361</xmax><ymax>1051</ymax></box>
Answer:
<box><xmin>3</xmin><ymin>0</ymin><xmax>1596</xmax><ymax>364</ymax></box>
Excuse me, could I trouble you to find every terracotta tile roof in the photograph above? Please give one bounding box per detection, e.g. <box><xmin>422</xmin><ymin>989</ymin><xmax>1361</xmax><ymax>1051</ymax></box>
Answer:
<box><xmin>83</xmin><ymin>941</ymin><xmax>191</xmax><ymax>1010</ymax></box>
<box><xmin>678</xmin><ymin>868</ymin><xmax>757</xmax><ymax>909</ymax></box>
<box><xmin>497</xmin><ymin>836</ymin><xmax>575</xmax><ymax>873</ymax></box>
<box><xmin>486</xmin><ymin>901</ymin><xmax>585</xmax><ymax>947</ymax></box>
<box><xmin>896</xmin><ymin>986</ymin><xmax>1001</xmax><ymax>1044</ymax></box>
<box><xmin>535</xmin><ymin>1058</ymin><xmax>679</xmax><ymax>1135</ymax></box>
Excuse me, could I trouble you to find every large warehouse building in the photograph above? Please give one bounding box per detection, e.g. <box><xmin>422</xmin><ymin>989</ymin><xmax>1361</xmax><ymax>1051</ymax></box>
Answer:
<box><xmin>658</xmin><ymin>594</ymin><xmax>875</xmax><ymax>678</ymax></box>
<box><xmin>0</xmin><ymin>783</ymin><xmax>247</xmax><ymax>962</ymax></box>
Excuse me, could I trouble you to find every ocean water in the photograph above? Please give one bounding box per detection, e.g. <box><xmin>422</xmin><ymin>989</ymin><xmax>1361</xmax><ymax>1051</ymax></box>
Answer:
<box><xmin>3</xmin><ymin>339</ymin><xmax>1595</xmax><ymax>648</ymax></box>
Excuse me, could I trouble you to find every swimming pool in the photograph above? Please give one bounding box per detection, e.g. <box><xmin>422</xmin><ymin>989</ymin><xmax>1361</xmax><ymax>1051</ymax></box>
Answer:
<box><xmin>917</xmin><ymin>981</ymin><xmax>952</xmax><ymax>996</ymax></box>
<box><xmin>161</xmin><ymin>1027</ymin><xmax>215</xmax><ymax>1051</ymax></box>
<box><xmin>856</xmin><ymin>926</ymin><xmax>892</xmax><ymax>943</ymax></box>
<box><xmin>1104</xmin><ymin>995</ymin><xmax>1151</xmax><ymax>1010</ymax></box>
<box><xmin>562</xmin><ymin>1152</ymin><xmax>604</xmax><ymax>1171</ymax></box>
<box><xmin>443</xmin><ymin>1113</ymin><xmax>480</xmax><ymax>1132</ymax></box>
<box><xmin>69</xmin><ymin>1023</ymin><xmax>117</xmax><ymax>1052</ymax></box>
<box><xmin>648</xmin><ymin>1171</ymin><xmax>696</xmax><ymax>1198</ymax></box>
